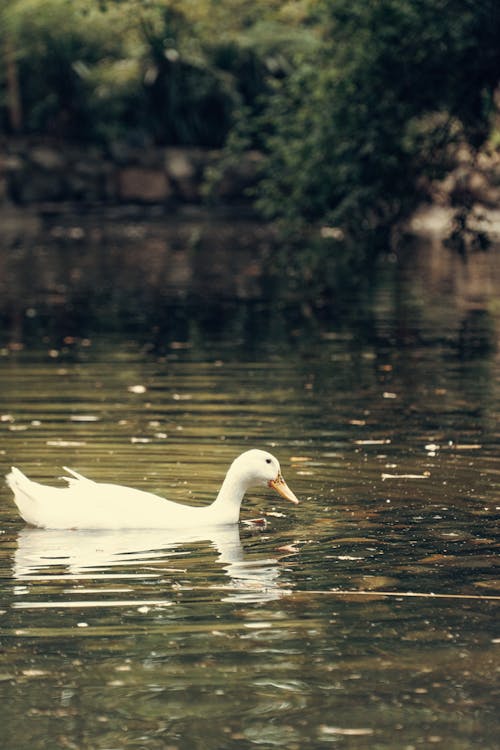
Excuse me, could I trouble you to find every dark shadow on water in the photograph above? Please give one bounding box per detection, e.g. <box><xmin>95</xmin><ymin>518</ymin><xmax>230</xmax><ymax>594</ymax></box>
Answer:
<box><xmin>0</xmin><ymin>210</ymin><xmax>499</xmax><ymax>362</ymax></box>
<box><xmin>0</xmin><ymin>210</ymin><xmax>383</xmax><ymax>341</ymax></box>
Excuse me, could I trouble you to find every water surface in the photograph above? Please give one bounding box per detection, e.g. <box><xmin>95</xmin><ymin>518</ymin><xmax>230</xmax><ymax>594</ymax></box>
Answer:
<box><xmin>0</xmin><ymin>233</ymin><xmax>499</xmax><ymax>750</ymax></box>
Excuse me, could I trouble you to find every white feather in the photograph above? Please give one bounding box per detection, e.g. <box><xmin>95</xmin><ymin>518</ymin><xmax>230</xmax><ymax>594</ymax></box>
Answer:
<box><xmin>6</xmin><ymin>449</ymin><xmax>298</xmax><ymax>530</ymax></box>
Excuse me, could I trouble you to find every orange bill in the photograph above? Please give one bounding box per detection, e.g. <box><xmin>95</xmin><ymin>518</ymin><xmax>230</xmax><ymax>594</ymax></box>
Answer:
<box><xmin>268</xmin><ymin>473</ymin><xmax>299</xmax><ymax>505</ymax></box>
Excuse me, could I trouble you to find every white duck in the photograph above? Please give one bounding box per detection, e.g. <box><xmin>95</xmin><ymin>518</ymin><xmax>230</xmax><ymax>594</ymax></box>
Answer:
<box><xmin>6</xmin><ymin>449</ymin><xmax>298</xmax><ymax>530</ymax></box>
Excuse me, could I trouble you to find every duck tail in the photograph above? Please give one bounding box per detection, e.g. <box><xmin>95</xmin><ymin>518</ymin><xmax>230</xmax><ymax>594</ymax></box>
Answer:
<box><xmin>6</xmin><ymin>466</ymin><xmax>30</xmax><ymax>493</ymax></box>
<box><xmin>6</xmin><ymin>467</ymin><xmax>40</xmax><ymax>525</ymax></box>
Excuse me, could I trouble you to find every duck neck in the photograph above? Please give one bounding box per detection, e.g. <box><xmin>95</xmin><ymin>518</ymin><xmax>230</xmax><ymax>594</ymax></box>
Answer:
<box><xmin>211</xmin><ymin>467</ymin><xmax>247</xmax><ymax>524</ymax></box>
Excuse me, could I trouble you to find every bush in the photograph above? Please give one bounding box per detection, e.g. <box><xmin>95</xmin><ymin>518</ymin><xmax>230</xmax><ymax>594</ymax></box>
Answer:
<box><xmin>0</xmin><ymin>1</ymin><xmax>252</xmax><ymax>145</ymax></box>
<box><xmin>255</xmin><ymin>0</ymin><xmax>500</xmax><ymax>243</ymax></box>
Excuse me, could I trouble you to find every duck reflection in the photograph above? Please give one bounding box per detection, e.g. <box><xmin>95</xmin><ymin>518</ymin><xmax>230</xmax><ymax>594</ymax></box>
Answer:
<box><xmin>13</xmin><ymin>525</ymin><xmax>285</xmax><ymax>603</ymax></box>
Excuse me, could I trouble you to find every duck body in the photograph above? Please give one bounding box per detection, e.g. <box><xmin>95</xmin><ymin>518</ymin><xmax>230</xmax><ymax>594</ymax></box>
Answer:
<box><xmin>6</xmin><ymin>449</ymin><xmax>298</xmax><ymax>530</ymax></box>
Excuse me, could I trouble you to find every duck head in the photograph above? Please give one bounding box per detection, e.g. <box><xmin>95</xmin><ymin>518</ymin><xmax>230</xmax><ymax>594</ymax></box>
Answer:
<box><xmin>232</xmin><ymin>449</ymin><xmax>299</xmax><ymax>504</ymax></box>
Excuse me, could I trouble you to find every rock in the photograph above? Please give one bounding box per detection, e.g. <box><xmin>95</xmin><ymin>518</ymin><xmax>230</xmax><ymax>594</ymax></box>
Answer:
<box><xmin>66</xmin><ymin>159</ymin><xmax>114</xmax><ymax>202</ymax></box>
<box><xmin>164</xmin><ymin>148</ymin><xmax>206</xmax><ymax>202</ymax></box>
<box><xmin>0</xmin><ymin>139</ymin><xmax>262</xmax><ymax>206</ymax></box>
<box><xmin>12</xmin><ymin>170</ymin><xmax>65</xmax><ymax>203</ymax></box>
<box><xmin>30</xmin><ymin>146</ymin><xmax>66</xmax><ymax>170</ymax></box>
<box><xmin>2</xmin><ymin>154</ymin><xmax>24</xmax><ymax>172</ymax></box>
<box><xmin>468</xmin><ymin>170</ymin><xmax>500</xmax><ymax>207</ymax></box>
<box><xmin>165</xmin><ymin>148</ymin><xmax>197</xmax><ymax>180</ymax></box>
<box><xmin>117</xmin><ymin>167</ymin><xmax>172</xmax><ymax>203</ymax></box>
<box><xmin>0</xmin><ymin>174</ymin><xmax>7</xmax><ymax>204</ymax></box>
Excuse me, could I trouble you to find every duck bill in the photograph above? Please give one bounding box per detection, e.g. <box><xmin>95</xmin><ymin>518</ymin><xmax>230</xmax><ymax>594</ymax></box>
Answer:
<box><xmin>268</xmin><ymin>473</ymin><xmax>299</xmax><ymax>505</ymax></box>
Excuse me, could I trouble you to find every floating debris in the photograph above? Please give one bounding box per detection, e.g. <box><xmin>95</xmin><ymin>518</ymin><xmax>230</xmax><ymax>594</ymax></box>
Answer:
<box><xmin>46</xmin><ymin>440</ymin><xmax>87</xmax><ymax>447</ymax></box>
<box><xmin>320</xmin><ymin>726</ymin><xmax>374</xmax><ymax>737</ymax></box>
<box><xmin>128</xmin><ymin>384</ymin><xmax>147</xmax><ymax>394</ymax></box>
<box><xmin>354</xmin><ymin>439</ymin><xmax>391</xmax><ymax>445</ymax></box>
<box><xmin>276</xmin><ymin>544</ymin><xmax>300</xmax><ymax>554</ymax></box>
<box><xmin>382</xmin><ymin>472</ymin><xmax>431</xmax><ymax>481</ymax></box>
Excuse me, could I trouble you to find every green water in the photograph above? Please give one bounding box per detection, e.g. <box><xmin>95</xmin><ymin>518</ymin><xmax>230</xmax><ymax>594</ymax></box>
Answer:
<box><xmin>0</xmin><ymin>239</ymin><xmax>499</xmax><ymax>750</ymax></box>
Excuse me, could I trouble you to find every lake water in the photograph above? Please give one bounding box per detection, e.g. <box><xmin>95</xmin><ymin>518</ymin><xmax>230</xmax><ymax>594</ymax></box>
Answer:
<box><xmin>0</xmin><ymin>219</ymin><xmax>499</xmax><ymax>750</ymax></box>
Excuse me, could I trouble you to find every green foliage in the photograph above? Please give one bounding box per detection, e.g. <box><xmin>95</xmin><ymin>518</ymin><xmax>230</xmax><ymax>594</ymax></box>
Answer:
<box><xmin>0</xmin><ymin>0</ymin><xmax>321</xmax><ymax>145</ymax></box>
<box><xmin>255</xmin><ymin>0</ymin><xmax>500</xmax><ymax>245</ymax></box>
<box><xmin>0</xmin><ymin>0</ymin><xmax>263</xmax><ymax>145</ymax></box>
<box><xmin>1</xmin><ymin>0</ymin><xmax>499</xmax><ymax>290</ymax></box>
<box><xmin>1</xmin><ymin>0</ymin><xmax>140</xmax><ymax>139</ymax></box>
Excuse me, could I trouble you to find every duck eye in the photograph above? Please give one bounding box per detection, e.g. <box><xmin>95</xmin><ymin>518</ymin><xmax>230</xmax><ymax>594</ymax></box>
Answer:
<box><xmin>265</xmin><ymin>458</ymin><xmax>272</xmax><ymax>464</ymax></box>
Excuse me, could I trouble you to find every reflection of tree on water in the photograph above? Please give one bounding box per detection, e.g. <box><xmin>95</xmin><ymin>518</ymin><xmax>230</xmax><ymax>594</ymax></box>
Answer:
<box><xmin>13</xmin><ymin>526</ymin><xmax>284</xmax><ymax>604</ymax></box>
<box><xmin>0</xmin><ymin>214</ymin><xmax>279</xmax><ymax>345</ymax></box>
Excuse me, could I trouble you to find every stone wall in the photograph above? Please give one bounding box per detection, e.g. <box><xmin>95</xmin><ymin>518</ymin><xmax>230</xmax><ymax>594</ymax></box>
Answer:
<box><xmin>0</xmin><ymin>139</ymin><xmax>262</xmax><ymax>208</ymax></box>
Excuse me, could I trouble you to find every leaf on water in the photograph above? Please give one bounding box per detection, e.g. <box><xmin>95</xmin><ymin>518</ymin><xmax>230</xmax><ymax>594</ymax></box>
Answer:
<box><xmin>276</xmin><ymin>544</ymin><xmax>300</xmax><ymax>554</ymax></box>
<box><xmin>243</xmin><ymin>518</ymin><xmax>267</xmax><ymax>527</ymax></box>
<box><xmin>290</xmin><ymin>456</ymin><xmax>311</xmax><ymax>462</ymax></box>
<box><xmin>453</xmin><ymin>444</ymin><xmax>482</xmax><ymax>450</ymax></box>
<box><xmin>354</xmin><ymin>575</ymin><xmax>398</xmax><ymax>590</ymax></box>
<box><xmin>264</xmin><ymin>511</ymin><xmax>286</xmax><ymax>518</ymax></box>
<box><xmin>419</xmin><ymin>554</ymin><xmax>456</xmax><ymax>564</ymax></box>
<box><xmin>46</xmin><ymin>440</ymin><xmax>87</xmax><ymax>447</ymax></box>
<box><xmin>383</xmin><ymin>391</ymin><xmax>398</xmax><ymax>399</ymax></box>
<box><xmin>128</xmin><ymin>384</ymin><xmax>147</xmax><ymax>394</ymax></box>
<box><xmin>354</xmin><ymin>439</ymin><xmax>391</xmax><ymax>445</ymax></box>
<box><xmin>70</xmin><ymin>415</ymin><xmax>100</xmax><ymax>422</ymax></box>
<box><xmin>320</xmin><ymin>726</ymin><xmax>374</xmax><ymax>736</ymax></box>
<box><xmin>130</xmin><ymin>437</ymin><xmax>151</xmax><ymax>444</ymax></box>
<box><xmin>14</xmin><ymin>599</ymin><xmax>174</xmax><ymax>609</ymax></box>
<box><xmin>333</xmin><ymin>537</ymin><xmax>378</xmax><ymax>544</ymax></box>
<box><xmin>470</xmin><ymin>537</ymin><xmax>495</xmax><ymax>546</ymax></box>
<box><xmin>170</xmin><ymin>341</ymin><xmax>192</xmax><ymax>350</ymax></box>
<box><xmin>382</xmin><ymin>472</ymin><xmax>431</xmax><ymax>480</ymax></box>
<box><xmin>473</xmin><ymin>580</ymin><xmax>500</xmax><ymax>591</ymax></box>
